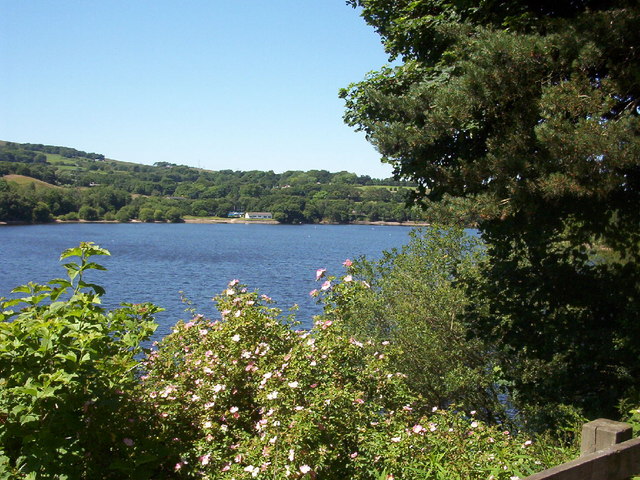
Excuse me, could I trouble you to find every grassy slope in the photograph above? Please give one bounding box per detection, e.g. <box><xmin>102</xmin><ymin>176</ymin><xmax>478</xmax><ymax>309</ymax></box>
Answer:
<box><xmin>3</xmin><ymin>174</ymin><xmax>60</xmax><ymax>189</ymax></box>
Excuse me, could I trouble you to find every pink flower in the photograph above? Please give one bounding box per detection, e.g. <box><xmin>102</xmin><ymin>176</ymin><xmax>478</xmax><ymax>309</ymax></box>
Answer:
<box><xmin>321</xmin><ymin>280</ymin><xmax>331</xmax><ymax>291</ymax></box>
<box><xmin>309</xmin><ymin>289</ymin><xmax>319</xmax><ymax>297</ymax></box>
<box><xmin>200</xmin><ymin>453</ymin><xmax>211</xmax><ymax>465</ymax></box>
<box><xmin>354</xmin><ymin>398</ymin><xmax>364</xmax><ymax>404</ymax></box>
<box><xmin>412</xmin><ymin>424</ymin><xmax>425</xmax><ymax>434</ymax></box>
<box><xmin>315</xmin><ymin>268</ymin><xmax>326</xmax><ymax>280</ymax></box>
<box><xmin>344</xmin><ymin>275</ymin><xmax>353</xmax><ymax>282</ymax></box>
<box><xmin>300</xmin><ymin>465</ymin><xmax>312</xmax><ymax>474</ymax></box>
<box><xmin>343</xmin><ymin>258</ymin><xmax>353</xmax><ymax>267</ymax></box>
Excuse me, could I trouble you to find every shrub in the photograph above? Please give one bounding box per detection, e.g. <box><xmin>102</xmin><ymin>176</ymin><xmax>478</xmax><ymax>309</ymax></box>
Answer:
<box><xmin>62</xmin><ymin>211</ymin><xmax>79</xmax><ymax>221</ymax></box>
<box><xmin>78</xmin><ymin>205</ymin><xmax>99</xmax><ymax>221</ymax></box>
<box><xmin>0</xmin><ymin>243</ymin><xmax>577</xmax><ymax>479</ymax></box>
<box><xmin>0</xmin><ymin>243</ymin><xmax>165</xmax><ymax>478</ymax></box>
<box><xmin>315</xmin><ymin>226</ymin><xmax>504</xmax><ymax>423</ymax></box>
<box><xmin>140</xmin><ymin>278</ymin><xmax>570</xmax><ymax>479</ymax></box>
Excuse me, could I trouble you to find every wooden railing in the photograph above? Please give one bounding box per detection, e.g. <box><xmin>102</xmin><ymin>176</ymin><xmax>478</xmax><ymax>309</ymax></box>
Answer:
<box><xmin>524</xmin><ymin>419</ymin><xmax>640</xmax><ymax>480</ymax></box>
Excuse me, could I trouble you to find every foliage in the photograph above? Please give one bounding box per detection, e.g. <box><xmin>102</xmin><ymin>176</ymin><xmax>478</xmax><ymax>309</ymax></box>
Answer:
<box><xmin>141</xmin><ymin>278</ymin><xmax>571</xmax><ymax>479</ymax></box>
<box><xmin>0</xmin><ymin>243</ymin><xmax>164</xmax><ymax>479</ymax></box>
<box><xmin>343</xmin><ymin>0</ymin><xmax>640</xmax><ymax>428</ymax></box>
<box><xmin>0</xmin><ymin>243</ymin><xmax>580</xmax><ymax>478</ymax></box>
<box><xmin>1</xmin><ymin>140</ymin><xmax>432</xmax><ymax>224</ymax></box>
<box><xmin>314</xmin><ymin>227</ymin><xmax>506</xmax><ymax>423</ymax></box>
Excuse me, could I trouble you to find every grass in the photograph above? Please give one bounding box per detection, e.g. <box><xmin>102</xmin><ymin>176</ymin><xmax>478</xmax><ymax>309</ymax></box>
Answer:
<box><xmin>3</xmin><ymin>174</ymin><xmax>59</xmax><ymax>190</ymax></box>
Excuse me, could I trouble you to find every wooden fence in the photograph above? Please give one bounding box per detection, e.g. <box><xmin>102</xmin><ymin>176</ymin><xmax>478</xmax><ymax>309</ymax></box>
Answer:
<box><xmin>523</xmin><ymin>419</ymin><xmax>640</xmax><ymax>480</ymax></box>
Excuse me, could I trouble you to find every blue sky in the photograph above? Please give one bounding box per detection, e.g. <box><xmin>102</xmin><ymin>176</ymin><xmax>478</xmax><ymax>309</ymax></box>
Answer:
<box><xmin>1</xmin><ymin>1</ymin><xmax>396</xmax><ymax>178</ymax></box>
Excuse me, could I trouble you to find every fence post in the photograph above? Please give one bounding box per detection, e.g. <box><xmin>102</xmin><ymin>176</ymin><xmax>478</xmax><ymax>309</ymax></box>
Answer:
<box><xmin>580</xmin><ymin>419</ymin><xmax>633</xmax><ymax>455</ymax></box>
<box><xmin>523</xmin><ymin>419</ymin><xmax>638</xmax><ymax>480</ymax></box>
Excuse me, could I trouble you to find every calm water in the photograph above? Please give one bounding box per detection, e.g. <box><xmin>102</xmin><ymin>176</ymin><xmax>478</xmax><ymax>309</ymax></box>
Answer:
<box><xmin>0</xmin><ymin>223</ymin><xmax>414</xmax><ymax>338</ymax></box>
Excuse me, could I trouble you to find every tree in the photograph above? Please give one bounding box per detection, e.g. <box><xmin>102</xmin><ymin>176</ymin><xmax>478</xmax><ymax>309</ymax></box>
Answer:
<box><xmin>321</xmin><ymin>227</ymin><xmax>504</xmax><ymax>421</ymax></box>
<box><xmin>31</xmin><ymin>202</ymin><xmax>53</xmax><ymax>223</ymax></box>
<box><xmin>78</xmin><ymin>205</ymin><xmax>99</xmax><ymax>221</ymax></box>
<box><xmin>115</xmin><ymin>207</ymin><xmax>132</xmax><ymax>223</ymax></box>
<box><xmin>166</xmin><ymin>207</ymin><xmax>183</xmax><ymax>223</ymax></box>
<box><xmin>343</xmin><ymin>0</ymin><xmax>640</xmax><ymax>427</ymax></box>
<box><xmin>138</xmin><ymin>207</ymin><xmax>155</xmax><ymax>222</ymax></box>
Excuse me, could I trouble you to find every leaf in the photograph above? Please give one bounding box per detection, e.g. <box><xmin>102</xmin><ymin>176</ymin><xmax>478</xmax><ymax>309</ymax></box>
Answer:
<box><xmin>48</xmin><ymin>278</ymin><xmax>71</xmax><ymax>288</ymax></box>
<box><xmin>10</xmin><ymin>285</ymin><xmax>32</xmax><ymax>294</ymax></box>
<box><xmin>60</xmin><ymin>247</ymin><xmax>83</xmax><ymax>260</ymax></box>
<box><xmin>83</xmin><ymin>262</ymin><xmax>107</xmax><ymax>271</ymax></box>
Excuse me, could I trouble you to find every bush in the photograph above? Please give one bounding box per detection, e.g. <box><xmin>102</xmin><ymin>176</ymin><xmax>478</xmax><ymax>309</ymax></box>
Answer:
<box><xmin>0</xmin><ymin>243</ymin><xmax>165</xmax><ymax>478</ymax></box>
<box><xmin>140</xmin><ymin>279</ymin><xmax>570</xmax><ymax>479</ymax></box>
<box><xmin>62</xmin><ymin>211</ymin><xmax>79</xmax><ymax>221</ymax></box>
<box><xmin>0</xmin><ymin>243</ymin><xmax>577</xmax><ymax>478</ymax></box>
<box><xmin>138</xmin><ymin>207</ymin><xmax>155</xmax><ymax>222</ymax></box>
<box><xmin>78</xmin><ymin>205</ymin><xmax>99</xmax><ymax>221</ymax></box>
<box><xmin>315</xmin><ymin>226</ymin><xmax>504</xmax><ymax>423</ymax></box>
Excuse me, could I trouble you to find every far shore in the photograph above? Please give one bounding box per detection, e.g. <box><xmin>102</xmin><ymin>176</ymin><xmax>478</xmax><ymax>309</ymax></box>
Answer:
<box><xmin>1</xmin><ymin>218</ymin><xmax>432</xmax><ymax>227</ymax></box>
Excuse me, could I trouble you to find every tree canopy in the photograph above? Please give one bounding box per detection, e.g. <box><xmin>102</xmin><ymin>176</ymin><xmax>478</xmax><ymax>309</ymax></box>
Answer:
<box><xmin>343</xmin><ymin>0</ymin><xmax>640</xmax><ymax>427</ymax></box>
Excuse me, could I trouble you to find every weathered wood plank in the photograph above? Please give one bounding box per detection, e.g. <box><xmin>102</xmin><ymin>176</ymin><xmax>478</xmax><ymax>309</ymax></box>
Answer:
<box><xmin>524</xmin><ymin>437</ymin><xmax>640</xmax><ymax>480</ymax></box>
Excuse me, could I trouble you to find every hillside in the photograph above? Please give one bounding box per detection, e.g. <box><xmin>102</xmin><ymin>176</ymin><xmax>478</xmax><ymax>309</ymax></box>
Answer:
<box><xmin>3</xmin><ymin>174</ymin><xmax>60</xmax><ymax>190</ymax></box>
<box><xmin>1</xmin><ymin>140</ymin><xmax>448</xmax><ymax>225</ymax></box>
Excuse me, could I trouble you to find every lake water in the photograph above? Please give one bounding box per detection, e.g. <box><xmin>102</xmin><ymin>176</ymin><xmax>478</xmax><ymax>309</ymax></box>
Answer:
<box><xmin>0</xmin><ymin>223</ymin><xmax>415</xmax><ymax>338</ymax></box>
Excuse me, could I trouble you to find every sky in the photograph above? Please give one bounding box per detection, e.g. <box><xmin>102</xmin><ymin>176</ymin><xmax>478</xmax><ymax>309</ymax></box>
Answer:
<box><xmin>1</xmin><ymin>1</ymin><xmax>397</xmax><ymax>179</ymax></box>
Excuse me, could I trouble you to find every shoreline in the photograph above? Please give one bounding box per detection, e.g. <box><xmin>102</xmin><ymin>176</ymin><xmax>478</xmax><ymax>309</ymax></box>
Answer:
<box><xmin>1</xmin><ymin>219</ymin><xmax>432</xmax><ymax>227</ymax></box>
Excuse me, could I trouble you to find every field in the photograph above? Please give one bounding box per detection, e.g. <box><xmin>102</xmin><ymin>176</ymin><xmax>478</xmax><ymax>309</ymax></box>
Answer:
<box><xmin>3</xmin><ymin>174</ymin><xmax>59</xmax><ymax>189</ymax></box>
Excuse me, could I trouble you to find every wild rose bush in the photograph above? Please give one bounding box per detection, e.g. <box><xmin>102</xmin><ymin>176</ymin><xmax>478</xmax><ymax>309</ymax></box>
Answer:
<box><xmin>1</xmin><ymin>244</ymin><xmax>575</xmax><ymax>479</ymax></box>
<box><xmin>141</xmin><ymin>274</ymin><xmax>570</xmax><ymax>479</ymax></box>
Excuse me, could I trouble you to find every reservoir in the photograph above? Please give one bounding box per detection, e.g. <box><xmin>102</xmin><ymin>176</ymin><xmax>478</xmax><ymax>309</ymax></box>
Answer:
<box><xmin>0</xmin><ymin>223</ymin><xmax>413</xmax><ymax>338</ymax></box>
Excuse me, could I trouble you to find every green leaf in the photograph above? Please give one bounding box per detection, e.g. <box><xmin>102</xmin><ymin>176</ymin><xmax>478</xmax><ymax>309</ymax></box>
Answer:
<box><xmin>60</xmin><ymin>247</ymin><xmax>83</xmax><ymax>260</ymax></box>
<box><xmin>10</xmin><ymin>285</ymin><xmax>32</xmax><ymax>294</ymax></box>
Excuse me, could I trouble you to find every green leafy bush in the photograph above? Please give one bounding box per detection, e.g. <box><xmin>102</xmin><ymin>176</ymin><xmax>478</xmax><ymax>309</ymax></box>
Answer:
<box><xmin>0</xmin><ymin>243</ymin><xmax>164</xmax><ymax>479</ymax></box>
<box><xmin>140</xmin><ymin>277</ymin><xmax>570</xmax><ymax>479</ymax></box>
<box><xmin>1</xmin><ymin>242</ymin><xmax>577</xmax><ymax>479</ymax></box>
<box><xmin>314</xmin><ymin>226</ymin><xmax>504</xmax><ymax>423</ymax></box>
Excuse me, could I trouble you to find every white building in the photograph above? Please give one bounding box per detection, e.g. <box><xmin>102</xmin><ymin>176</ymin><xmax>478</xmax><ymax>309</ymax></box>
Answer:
<box><xmin>244</xmin><ymin>212</ymin><xmax>273</xmax><ymax>219</ymax></box>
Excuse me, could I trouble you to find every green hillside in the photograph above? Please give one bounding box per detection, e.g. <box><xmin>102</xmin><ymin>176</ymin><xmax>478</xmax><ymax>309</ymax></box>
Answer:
<box><xmin>2</xmin><ymin>140</ymin><xmax>465</xmax><ymax>225</ymax></box>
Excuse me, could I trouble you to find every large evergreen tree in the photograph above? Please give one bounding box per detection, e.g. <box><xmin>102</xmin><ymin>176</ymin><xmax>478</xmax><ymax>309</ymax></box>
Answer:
<box><xmin>342</xmin><ymin>0</ymin><xmax>640</xmax><ymax>426</ymax></box>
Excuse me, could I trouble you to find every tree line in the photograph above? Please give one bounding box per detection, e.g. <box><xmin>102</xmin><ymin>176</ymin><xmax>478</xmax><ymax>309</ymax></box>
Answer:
<box><xmin>2</xmin><ymin>141</ymin><xmax>477</xmax><ymax>224</ymax></box>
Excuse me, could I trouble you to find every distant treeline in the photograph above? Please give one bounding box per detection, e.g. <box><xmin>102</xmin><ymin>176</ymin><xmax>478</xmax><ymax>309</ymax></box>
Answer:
<box><xmin>0</xmin><ymin>141</ymin><xmax>480</xmax><ymax>225</ymax></box>
<box><xmin>1</xmin><ymin>142</ymin><xmax>105</xmax><ymax>161</ymax></box>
